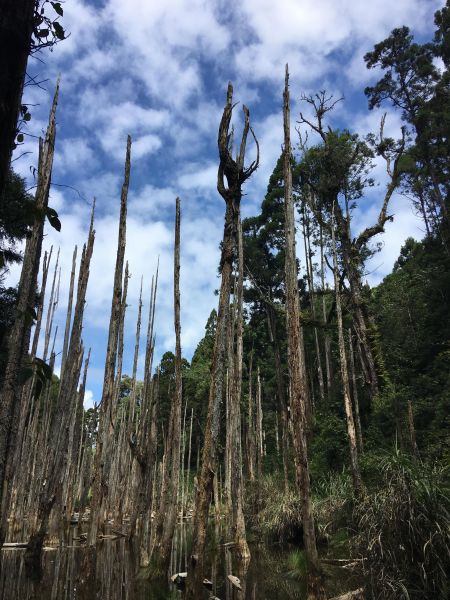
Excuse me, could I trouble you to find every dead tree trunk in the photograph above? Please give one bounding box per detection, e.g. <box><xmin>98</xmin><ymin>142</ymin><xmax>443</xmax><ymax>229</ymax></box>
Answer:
<box><xmin>89</xmin><ymin>136</ymin><xmax>131</xmax><ymax>545</ymax></box>
<box><xmin>229</xmin><ymin>219</ymin><xmax>249</xmax><ymax>558</ymax></box>
<box><xmin>154</xmin><ymin>198</ymin><xmax>183</xmax><ymax>570</ymax></box>
<box><xmin>186</xmin><ymin>82</ymin><xmax>258</xmax><ymax>597</ymax></box>
<box><xmin>348</xmin><ymin>328</ymin><xmax>363</xmax><ymax>455</ymax></box>
<box><xmin>283</xmin><ymin>66</ymin><xmax>324</xmax><ymax>599</ymax></box>
<box><xmin>61</xmin><ymin>246</ymin><xmax>78</xmax><ymax>377</ymax></box>
<box><xmin>25</xmin><ymin>204</ymin><xmax>95</xmax><ymax>563</ymax></box>
<box><xmin>331</xmin><ymin>207</ymin><xmax>362</xmax><ymax>494</ymax></box>
<box><xmin>42</xmin><ymin>247</ymin><xmax>60</xmax><ymax>362</ymax></box>
<box><xmin>0</xmin><ymin>82</ymin><xmax>59</xmax><ymax>546</ymax></box>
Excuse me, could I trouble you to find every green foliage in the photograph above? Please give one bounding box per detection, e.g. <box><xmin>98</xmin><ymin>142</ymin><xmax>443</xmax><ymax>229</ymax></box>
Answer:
<box><xmin>364</xmin><ymin>7</ymin><xmax>450</xmax><ymax>235</ymax></box>
<box><xmin>372</xmin><ymin>236</ymin><xmax>450</xmax><ymax>459</ymax></box>
<box><xmin>0</xmin><ymin>170</ymin><xmax>35</xmax><ymax>272</ymax></box>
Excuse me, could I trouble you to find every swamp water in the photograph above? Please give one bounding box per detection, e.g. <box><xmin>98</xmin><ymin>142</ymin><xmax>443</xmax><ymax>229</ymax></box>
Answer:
<box><xmin>0</xmin><ymin>523</ymin><xmax>356</xmax><ymax>599</ymax></box>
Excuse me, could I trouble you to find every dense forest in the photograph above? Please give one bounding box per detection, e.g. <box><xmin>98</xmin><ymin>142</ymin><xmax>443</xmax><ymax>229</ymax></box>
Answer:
<box><xmin>0</xmin><ymin>1</ymin><xmax>449</xmax><ymax>600</ymax></box>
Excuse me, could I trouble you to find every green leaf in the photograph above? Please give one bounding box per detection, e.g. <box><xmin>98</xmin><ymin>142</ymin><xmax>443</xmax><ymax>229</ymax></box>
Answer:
<box><xmin>51</xmin><ymin>2</ymin><xmax>64</xmax><ymax>16</ymax></box>
<box><xmin>37</xmin><ymin>28</ymin><xmax>49</xmax><ymax>37</ymax></box>
<box><xmin>24</xmin><ymin>113</ymin><xmax>31</xmax><ymax>122</ymax></box>
<box><xmin>46</xmin><ymin>207</ymin><xmax>61</xmax><ymax>232</ymax></box>
<box><xmin>53</xmin><ymin>21</ymin><xmax>65</xmax><ymax>40</ymax></box>
<box><xmin>17</xmin><ymin>134</ymin><xmax>24</xmax><ymax>143</ymax></box>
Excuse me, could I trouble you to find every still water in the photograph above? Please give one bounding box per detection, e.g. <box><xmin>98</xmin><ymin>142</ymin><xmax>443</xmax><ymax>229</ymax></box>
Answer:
<box><xmin>0</xmin><ymin>524</ymin><xmax>354</xmax><ymax>599</ymax></box>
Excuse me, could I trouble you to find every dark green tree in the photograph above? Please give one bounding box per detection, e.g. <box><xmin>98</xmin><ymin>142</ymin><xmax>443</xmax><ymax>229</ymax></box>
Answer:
<box><xmin>364</xmin><ymin>4</ymin><xmax>450</xmax><ymax>238</ymax></box>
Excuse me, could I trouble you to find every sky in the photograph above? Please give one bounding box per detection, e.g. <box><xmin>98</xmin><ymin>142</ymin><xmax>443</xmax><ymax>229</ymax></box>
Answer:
<box><xmin>9</xmin><ymin>0</ymin><xmax>444</xmax><ymax>406</ymax></box>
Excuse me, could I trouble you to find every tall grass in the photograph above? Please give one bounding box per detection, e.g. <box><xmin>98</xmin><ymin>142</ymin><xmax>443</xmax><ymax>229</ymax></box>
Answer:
<box><xmin>245</xmin><ymin>470</ymin><xmax>353</xmax><ymax>544</ymax></box>
<box><xmin>354</xmin><ymin>451</ymin><xmax>449</xmax><ymax>599</ymax></box>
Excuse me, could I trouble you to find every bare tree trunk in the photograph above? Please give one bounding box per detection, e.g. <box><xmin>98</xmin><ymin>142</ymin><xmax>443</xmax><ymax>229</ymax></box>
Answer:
<box><xmin>128</xmin><ymin>271</ymin><xmax>158</xmax><ymax>544</ymax></box>
<box><xmin>186</xmin><ymin>82</ymin><xmax>258</xmax><ymax>597</ymax></box>
<box><xmin>61</xmin><ymin>246</ymin><xmax>78</xmax><ymax>377</ymax></box>
<box><xmin>319</xmin><ymin>225</ymin><xmax>333</xmax><ymax>397</ymax></box>
<box><xmin>0</xmin><ymin>83</ymin><xmax>59</xmax><ymax>546</ymax></box>
<box><xmin>302</xmin><ymin>204</ymin><xmax>325</xmax><ymax>403</ymax></box>
<box><xmin>283</xmin><ymin>66</ymin><xmax>324</xmax><ymax>599</ymax></box>
<box><xmin>266</xmin><ymin>306</ymin><xmax>289</xmax><ymax>492</ymax></box>
<box><xmin>43</xmin><ymin>247</ymin><xmax>60</xmax><ymax>362</ymax></box>
<box><xmin>348</xmin><ymin>328</ymin><xmax>363</xmax><ymax>455</ymax></box>
<box><xmin>30</xmin><ymin>248</ymin><xmax>52</xmax><ymax>359</ymax></box>
<box><xmin>256</xmin><ymin>368</ymin><xmax>263</xmax><ymax>480</ymax></box>
<box><xmin>229</xmin><ymin>219</ymin><xmax>249</xmax><ymax>558</ymax></box>
<box><xmin>407</xmin><ymin>399</ymin><xmax>418</xmax><ymax>457</ymax></box>
<box><xmin>89</xmin><ymin>136</ymin><xmax>131</xmax><ymax>545</ymax></box>
<box><xmin>246</xmin><ymin>352</ymin><xmax>255</xmax><ymax>482</ymax></box>
<box><xmin>154</xmin><ymin>197</ymin><xmax>183</xmax><ymax>571</ymax></box>
<box><xmin>25</xmin><ymin>203</ymin><xmax>95</xmax><ymax>563</ymax></box>
<box><xmin>331</xmin><ymin>207</ymin><xmax>362</xmax><ymax>494</ymax></box>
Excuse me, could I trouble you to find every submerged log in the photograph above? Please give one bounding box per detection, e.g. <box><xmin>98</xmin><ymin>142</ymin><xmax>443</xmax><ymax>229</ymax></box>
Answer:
<box><xmin>227</xmin><ymin>574</ymin><xmax>242</xmax><ymax>590</ymax></box>
<box><xmin>328</xmin><ymin>589</ymin><xmax>365</xmax><ymax>600</ymax></box>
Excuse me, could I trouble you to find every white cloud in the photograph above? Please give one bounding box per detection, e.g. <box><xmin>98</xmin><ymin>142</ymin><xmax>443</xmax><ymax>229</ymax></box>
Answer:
<box><xmin>8</xmin><ymin>0</ymin><xmax>441</xmax><ymax>402</ymax></box>
<box><xmin>84</xmin><ymin>389</ymin><xmax>95</xmax><ymax>409</ymax></box>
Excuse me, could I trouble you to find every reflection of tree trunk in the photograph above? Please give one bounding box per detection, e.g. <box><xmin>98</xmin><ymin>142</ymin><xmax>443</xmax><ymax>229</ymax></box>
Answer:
<box><xmin>283</xmin><ymin>66</ymin><xmax>324</xmax><ymax>598</ymax></box>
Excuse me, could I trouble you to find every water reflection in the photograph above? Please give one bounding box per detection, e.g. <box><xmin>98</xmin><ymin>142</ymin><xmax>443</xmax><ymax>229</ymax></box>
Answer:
<box><xmin>0</xmin><ymin>525</ymin><xmax>312</xmax><ymax>600</ymax></box>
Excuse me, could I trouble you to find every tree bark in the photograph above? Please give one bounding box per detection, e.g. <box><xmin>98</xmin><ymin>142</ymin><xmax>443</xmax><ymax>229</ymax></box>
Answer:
<box><xmin>283</xmin><ymin>65</ymin><xmax>324</xmax><ymax>599</ymax></box>
<box><xmin>186</xmin><ymin>82</ymin><xmax>258</xmax><ymax>597</ymax></box>
<box><xmin>0</xmin><ymin>82</ymin><xmax>59</xmax><ymax>546</ymax></box>
<box><xmin>154</xmin><ymin>197</ymin><xmax>183</xmax><ymax>570</ymax></box>
<box><xmin>25</xmin><ymin>202</ymin><xmax>95</xmax><ymax>563</ymax></box>
<box><xmin>89</xmin><ymin>136</ymin><xmax>131</xmax><ymax>545</ymax></box>
<box><xmin>0</xmin><ymin>0</ymin><xmax>36</xmax><ymax>201</ymax></box>
<box><xmin>331</xmin><ymin>207</ymin><xmax>362</xmax><ymax>494</ymax></box>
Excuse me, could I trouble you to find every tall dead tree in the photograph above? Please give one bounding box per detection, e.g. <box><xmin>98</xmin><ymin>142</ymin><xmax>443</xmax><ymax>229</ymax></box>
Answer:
<box><xmin>283</xmin><ymin>66</ymin><xmax>324</xmax><ymax>600</ymax></box>
<box><xmin>229</xmin><ymin>219</ymin><xmax>249</xmax><ymax>558</ymax></box>
<box><xmin>331</xmin><ymin>205</ymin><xmax>362</xmax><ymax>494</ymax></box>
<box><xmin>25</xmin><ymin>202</ymin><xmax>95</xmax><ymax>563</ymax></box>
<box><xmin>128</xmin><ymin>270</ymin><xmax>158</xmax><ymax>550</ymax></box>
<box><xmin>0</xmin><ymin>82</ymin><xmax>59</xmax><ymax>546</ymax></box>
<box><xmin>186</xmin><ymin>82</ymin><xmax>259</xmax><ymax>598</ymax></box>
<box><xmin>89</xmin><ymin>135</ymin><xmax>131</xmax><ymax>545</ymax></box>
<box><xmin>154</xmin><ymin>197</ymin><xmax>183</xmax><ymax>571</ymax></box>
<box><xmin>61</xmin><ymin>246</ymin><xmax>78</xmax><ymax>377</ymax></box>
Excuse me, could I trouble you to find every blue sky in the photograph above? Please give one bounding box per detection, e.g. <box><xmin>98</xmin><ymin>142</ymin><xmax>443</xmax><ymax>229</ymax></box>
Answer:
<box><xmin>10</xmin><ymin>0</ymin><xmax>443</xmax><ymax>406</ymax></box>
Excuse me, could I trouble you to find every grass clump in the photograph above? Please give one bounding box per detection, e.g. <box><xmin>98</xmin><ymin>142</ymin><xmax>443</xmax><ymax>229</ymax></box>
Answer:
<box><xmin>245</xmin><ymin>474</ymin><xmax>302</xmax><ymax>543</ymax></box>
<box><xmin>354</xmin><ymin>450</ymin><xmax>449</xmax><ymax>599</ymax></box>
